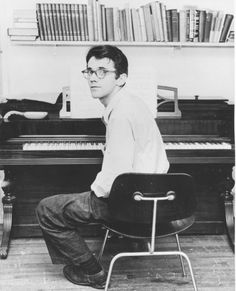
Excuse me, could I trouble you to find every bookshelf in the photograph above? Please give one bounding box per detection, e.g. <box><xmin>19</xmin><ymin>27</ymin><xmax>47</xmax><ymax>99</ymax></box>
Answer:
<box><xmin>9</xmin><ymin>40</ymin><xmax>234</xmax><ymax>48</ymax></box>
<box><xmin>0</xmin><ymin>0</ymin><xmax>234</xmax><ymax>109</ymax></box>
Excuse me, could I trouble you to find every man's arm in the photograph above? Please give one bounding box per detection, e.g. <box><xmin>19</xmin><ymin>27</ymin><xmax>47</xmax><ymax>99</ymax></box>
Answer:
<box><xmin>91</xmin><ymin>115</ymin><xmax>135</xmax><ymax>197</ymax></box>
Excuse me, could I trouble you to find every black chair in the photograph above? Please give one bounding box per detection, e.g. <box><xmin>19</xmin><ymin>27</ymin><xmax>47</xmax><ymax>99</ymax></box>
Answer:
<box><xmin>98</xmin><ymin>173</ymin><xmax>198</xmax><ymax>291</ymax></box>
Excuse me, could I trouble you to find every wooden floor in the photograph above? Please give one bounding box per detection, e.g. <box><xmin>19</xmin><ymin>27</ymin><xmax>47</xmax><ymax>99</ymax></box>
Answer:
<box><xmin>0</xmin><ymin>234</ymin><xmax>234</xmax><ymax>291</ymax></box>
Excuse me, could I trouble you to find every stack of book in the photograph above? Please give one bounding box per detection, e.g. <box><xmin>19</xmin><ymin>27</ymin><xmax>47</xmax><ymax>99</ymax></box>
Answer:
<box><xmin>8</xmin><ymin>9</ymin><xmax>39</xmax><ymax>41</ymax></box>
<box><xmin>9</xmin><ymin>1</ymin><xmax>235</xmax><ymax>43</ymax></box>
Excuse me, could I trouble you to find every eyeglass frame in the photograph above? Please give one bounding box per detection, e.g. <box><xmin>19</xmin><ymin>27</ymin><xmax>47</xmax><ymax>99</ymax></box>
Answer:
<box><xmin>81</xmin><ymin>67</ymin><xmax>117</xmax><ymax>79</ymax></box>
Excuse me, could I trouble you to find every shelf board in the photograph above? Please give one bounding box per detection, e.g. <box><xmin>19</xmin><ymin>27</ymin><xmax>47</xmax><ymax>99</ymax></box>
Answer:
<box><xmin>10</xmin><ymin>40</ymin><xmax>234</xmax><ymax>48</ymax></box>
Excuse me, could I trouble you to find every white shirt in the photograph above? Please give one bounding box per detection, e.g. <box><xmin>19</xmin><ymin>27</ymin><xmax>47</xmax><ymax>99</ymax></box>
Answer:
<box><xmin>91</xmin><ymin>88</ymin><xmax>169</xmax><ymax>198</ymax></box>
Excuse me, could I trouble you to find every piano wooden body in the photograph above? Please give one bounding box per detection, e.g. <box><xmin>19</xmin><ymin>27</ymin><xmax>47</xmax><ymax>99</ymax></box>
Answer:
<box><xmin>0</xmin><ymin>98</ymin><xmax>234</xmax><ymax>258</ymax></box>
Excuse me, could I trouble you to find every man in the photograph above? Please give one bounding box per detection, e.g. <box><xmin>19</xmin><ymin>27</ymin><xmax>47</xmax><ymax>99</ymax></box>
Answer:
<box><xmin>36</xmin><ymin>45</ymin><xmax>169</xmax><ymax>289</ymax></box>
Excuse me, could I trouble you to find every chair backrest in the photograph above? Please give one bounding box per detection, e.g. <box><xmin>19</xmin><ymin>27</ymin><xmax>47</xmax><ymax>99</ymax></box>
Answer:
<box><xmin>108</xmin><ymin>173</ymin><xmax>196</xmax><ymax>224</ymax></box>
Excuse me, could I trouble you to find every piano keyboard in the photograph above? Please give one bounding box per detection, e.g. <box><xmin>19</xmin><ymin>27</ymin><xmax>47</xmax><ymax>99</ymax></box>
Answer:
<box><xmin>22</xmin><ymin>141</ymin><xmax>232</xmax><ymax>151</ymax></box>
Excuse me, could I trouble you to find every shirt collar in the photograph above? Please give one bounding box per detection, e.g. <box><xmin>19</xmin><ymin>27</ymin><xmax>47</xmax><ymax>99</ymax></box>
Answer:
<box><xmin>102</xmin><ymin>87</ymin><xmax>126</xmax><ymax>125</ymax></box>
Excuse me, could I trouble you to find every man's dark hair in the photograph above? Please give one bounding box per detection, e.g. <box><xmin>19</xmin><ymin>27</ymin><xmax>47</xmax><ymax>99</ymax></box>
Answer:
<box><xmin>86</xmin><ymin>45</ymin><xmax>128</xmax><ymax>78</ymax></box>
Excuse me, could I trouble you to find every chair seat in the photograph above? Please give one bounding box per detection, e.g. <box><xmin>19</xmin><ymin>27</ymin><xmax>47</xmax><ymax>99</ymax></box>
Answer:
<box><xmin>103</xmin><ymin>215</ymin><xmax>195</xmax><ymax>239</ymax></box>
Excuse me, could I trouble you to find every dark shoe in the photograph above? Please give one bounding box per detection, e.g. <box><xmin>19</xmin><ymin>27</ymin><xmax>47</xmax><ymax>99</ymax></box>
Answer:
<box><xmin>63</xmin><ymin>264</ymin><xmax>107</xmax><ymax>289</ymax></box>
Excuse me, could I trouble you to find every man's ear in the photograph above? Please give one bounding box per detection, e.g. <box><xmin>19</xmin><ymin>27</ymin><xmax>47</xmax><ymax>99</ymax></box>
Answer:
<box><xmin>116</xmin><ymin>73</ymin><xmax>127</xmax><ymax>87</ymax></box>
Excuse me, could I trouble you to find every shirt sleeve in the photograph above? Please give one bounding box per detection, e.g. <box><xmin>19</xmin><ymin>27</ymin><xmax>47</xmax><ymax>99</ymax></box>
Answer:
<box><xmin>91</xmin><ymin>115</ymin><xmax>135</xmax><ymax>198</ymax></box>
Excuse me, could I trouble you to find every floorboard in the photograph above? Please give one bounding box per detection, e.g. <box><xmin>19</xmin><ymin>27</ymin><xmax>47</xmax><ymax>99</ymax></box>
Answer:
<box><xmin>0</xmin><ymin>234</ymin><xmax>234</xmax><ymax>291</ymax></box>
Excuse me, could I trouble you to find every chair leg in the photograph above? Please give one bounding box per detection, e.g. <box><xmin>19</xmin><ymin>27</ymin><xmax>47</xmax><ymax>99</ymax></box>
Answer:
<box><xmin>97</xmin><ymin>229</ymin><xmax>109</xmax><ymax>262</ymax></box>
<box><xmin>104</xmin><ymin>251</ymin><xmax>198</xmax><ymax>291</ymax></box>
<box><xmin>175</xmin><ymin>234</ymin><xmax>186</xmax><ymax>276</ymax></box>
<box><xmin>177</xmin><ymin>251</ymin><xmax>198</xmax><ymax>291</ymax></box>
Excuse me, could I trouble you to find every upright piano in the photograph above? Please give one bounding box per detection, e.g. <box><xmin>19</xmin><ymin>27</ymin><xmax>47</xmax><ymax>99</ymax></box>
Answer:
<box><xmin>0</xmin><ymin>98</ymin><xmax>234</xmax><ymax>258</ymax></box>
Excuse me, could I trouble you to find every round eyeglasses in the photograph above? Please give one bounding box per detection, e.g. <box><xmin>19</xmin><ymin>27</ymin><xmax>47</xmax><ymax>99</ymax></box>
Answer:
<box><xmin>81</xmin><ymin>68</ymin><xmax>116</xmax><ymax>79</ymax></box>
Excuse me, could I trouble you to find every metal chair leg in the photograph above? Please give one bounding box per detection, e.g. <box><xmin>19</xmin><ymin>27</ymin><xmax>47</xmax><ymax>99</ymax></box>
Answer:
<box><xmin>97</xmin><ymin>229</ymin><xmax>109</xmax><ymax>262</ymax></box>
<box><xmin>175</xmin><ymin>234</ymin><xmax>186</xmax><ymax>276</ymax></box>
<box><xmin>104</xmin><ymin>250</ymin><xmax>198</xmax><ymax>291</ymax></box>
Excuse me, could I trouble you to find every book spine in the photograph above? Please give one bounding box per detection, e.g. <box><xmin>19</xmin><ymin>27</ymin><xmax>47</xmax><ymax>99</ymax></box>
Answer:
<box><xmin>36</xmin><ymin>3</ymin><xmax>45</xmax><ymax>40</ymax></box>
<box><xmin>166</xmin><ymin>9</ymin><xmax>172</xmax><ymax>41</ymax></box>
<box><xmin>51</xmin><ymin>4</ymin><xmax>59</xmax><ymax>41</ymax></box>
<box><xmin>142</xmin><ymin>5</ymin><xmax>153</xmax><ymax>42</ymax></box>
<box><xmin>193</xmin><ymin>10</ymin><xmax>200</xmax><ymax>42</ymax></box>
<box><xmin>121</xmin><ymin>9</ymin><xmax>128</xmax><ymax>41</ymax></box>
<box><xmin>138</xmin><ymin>7</ymin><xmax>147</xmax><ymax>42</ymax></box>
<box><xmin>171</xmin><ymin>9</ymin><xmax>179</xmax><ymax>42</ymax></box>
<box><xmin>203</xmin><ymin>12</ymin><xmax>213</xmax><ymax>42</ymax></box>
<box><xmin>74</xmin><ymin>4</ymin><xmax>81</xmax><ymax>41</ymax></box>
<box><xmin>43</xmin><ymin>4</ymin><xmax>51</xmax><ymax>41</ymax></box>
<box><xmin>79</xmin><ymin>4</ymin><xmax>85</xmax><ymax>41</ymax></box>
<box><xmin>219</xmin><ymin>14</ymin><xmax>234</xmax><ymax>42</ymax></box>
<box><xmin>156</xmin><ymin>2</ymin><xmax>164</xmax><ymax>41</ymax></box>
<box><xmin>179</xmin><ymin>10</ymin><xmax>186</xmax><ymax>42</ymax></box>
<box><xmin>101</xmin><ymin>5</ymin><xmax>106</xmax><ymax>41</ymax></box>
<box><xmin>47</xmin><ymin>3</ymin><xmax>55</xmax><ymax>41</ymax></box>
<box><xmin>87</xmin><ymin>0</ymin><xmax>95</xmax><ymax>41</ymax></box>
<box><xmin>71</xmin><ymin>4</ymin><xmax>78</xmax><ymax>41</ymax></box>
<box><xmin>60</xmin><ymin>4</ymin><xmax>66</xmax><ymax>41</ymax></box>
<box><xmin>56</xmin><ymin>4</ymin><xmax>63</xmax><ymax>41</ymax></box>
<box><xmin>83</xmin><ymin>4</ymin><xmax>89</xmax><ymax>41</ymax></box>
<box><xmin>105</xmin><ymin>7</ymin><xmax>114</xmax><ymax>41</ymax></box>
<box><xmin>161</xmin><ymin>4</ymin><xmax>168</xmax><ymax>42</ymax></box>
<box><xmin>198</xmin><ymin>10</ymin><xmax>206</xmax><ymax>42</ymax></box>
<box><xmin>66</xmin><ymin>4</ymin><xmax>73</xmax><ymax>41</ymax></box>
<box><xmin>113</xmin><ymin>7</ymin><xmax>121</xmax><ymax>41</ymax></box>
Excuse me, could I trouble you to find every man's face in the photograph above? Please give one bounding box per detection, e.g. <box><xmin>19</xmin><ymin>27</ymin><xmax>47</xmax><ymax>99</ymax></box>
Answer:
<box><xmin>86</xmin><ymin>57</ymin><xmax>120</xmax><ymax>100</ymax></box>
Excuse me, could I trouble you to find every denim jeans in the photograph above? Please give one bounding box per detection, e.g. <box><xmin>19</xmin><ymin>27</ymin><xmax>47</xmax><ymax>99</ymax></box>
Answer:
<box><xmin>36</xmin><ymin>191</ymin><xmax>110</xmax><ymax>265</ymax></box>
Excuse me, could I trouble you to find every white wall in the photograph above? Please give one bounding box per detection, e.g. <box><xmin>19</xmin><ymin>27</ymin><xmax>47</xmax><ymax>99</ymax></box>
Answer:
<box><xmin>0</xmin><ymin>0</ymin><xmax>234</xmax><ymax>117</ymax></box>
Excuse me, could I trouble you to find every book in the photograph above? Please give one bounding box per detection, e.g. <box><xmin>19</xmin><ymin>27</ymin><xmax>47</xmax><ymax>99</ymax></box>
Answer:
<box><xmin>166</xmin><ymin>9</ymin><xmax>172</xmax><ymax>41</ymax></box>
<box><xmin>78</xmin><ymin>4</ymin><xmax>85</xmax><ymax>41</ymax></box>
<box><xmin>9</xmin><ymin>35</ymin><xmax>38</xmax><ymax>41</ymax></box>
<box><xmin>179</xmin><ymin>10</ymin><xmax>186</xmax><ymax>42</ymax></box>
<box><xmin>125</xmin><ymin>3</ymin><xmax>133</xmax><ymax>41</ymax></box>
<box><xmin>51</xmin><ymin>3</ymin><xmax>60</xmax><ymax>41</ymax></box>
<box><xmin>101</xmin><ymin>4</ymin><xmax>106</xmax><ymax>41</ymax></box>
<box><xmin>82</xmin><ymin>4</ymin><xmax>89</xmax><ymax>41</ymax></box>
<box><xmin>97</xmin><ymin>1</ymin><xmax>103</xmax><ymax>41</ymax></box>
<box><xmin>193</xmin><ymin>10</ymin><xmax>200</xmax><ymax>42</ymax></box>
<box><xmin>138</xmin><ymin>7</ymin><xmax>147</xmax><ymax>42</ymax></box>
<box><xmin>60</xmin><ymin>4</ymin><xmax>69</xmax><ymax>41</ymax></box>
<box><xmin>214</xmin><ymin>11</ymin><xmax>224</xmax><ymax>42</ymax></box>
<box><xmin>87</xmin><ymin>0</ymin><xmax>95</xmax><ymax>41</ymax></box>
<box><xmin>170</xmin><ymin>9</ymin><xmax>179</xmax><ymax>42</ymax></box>
<box><xmin>203</xmin><ymin>12</ymin><xmax>213</xmax><ymax>42</ymax></box>
<box><xmin>160</xmin><ymin>3</ymin><xmax>168</xmax><ymax>42</ymax></box>
<box><xmin>150</xmin><ymin>2</ymin><xmax>161</xmax><ymax>42</ymax></box>
<box><xmin>226</xmin><ymin>19</ymin><xmax>234</xmax><ymax>42</ymax></box>
<box><xmin>36</xmin><ymin>3</ymin><xmax>45</xmax><ymax>40</ymax></box>
<box><xmin>121</xmin><ymin>9</ymin><xmax>128</xmax><ymax>41</ymax></box>
<box><xmin>219</xmin><ymin>14</ymin><xmax>234</xmax><ymax>42</ymax></box>
<box><xmin>198</xmin><ymin>10</ymin><xmax>206</xmax><ymax>42</ymax></box>
<box><xmin>131</xmin><ymin>8</ymin><xmax>141</xmax><ymax>42</ymax></box>
<box><xmin>93</xmin><ymin>0</ymin><xmax>99</xmax><ymax>41</ymax></box>
<box><xmin>105</xmin><ymin>7</ymin><xmax>114</xmax><ymax>41</ymax></box>
<box><xmin>55</xmin><ymin>3</ymin><xmax>64</xmax><ymax>41</ymax></box>
<box><xmin>66</xmin><ymin>4</ymin><xmax>73</xmax><ymax>41</ymax></box>
<box><xmin>13</xmin><ymin>21</ymin><xmax>38</xmax><ymax>29</ymax></box>
<box><xmin>156</xmin><ymin>2</ymin><xmax>164</xmax><ymax>41</ymax></box>
<box><xmin>209</xmin><ymin>11</ymin><xmax>218</xmax><ymax>42</ymax></box>
<box><xmin>7</xmin><ymin>27</ymin><xmax>38</xmax><ymax>36</ymax></box>
<box><xmin>142</xmin><ymin>4</ymin><xmax>154</xmax><ymax>42</ymax></box>
<box><xmin>113</xmin><ymin>7</ymin><xmax>121</xmax><ymax>41</ymax></box>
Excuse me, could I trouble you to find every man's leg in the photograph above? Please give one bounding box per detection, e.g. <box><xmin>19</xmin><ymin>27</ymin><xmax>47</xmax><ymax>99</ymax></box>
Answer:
<box><xmin>36</xmin><ymin>191</ymin><xmax>109</xmax><ymax>288</ymax></box>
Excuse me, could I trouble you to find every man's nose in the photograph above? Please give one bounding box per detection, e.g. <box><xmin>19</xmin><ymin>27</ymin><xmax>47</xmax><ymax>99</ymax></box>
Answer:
<box><xmin>89</xmin><ymin>71</ymin><xmax>99</xmax><ymax>81</ymax></box>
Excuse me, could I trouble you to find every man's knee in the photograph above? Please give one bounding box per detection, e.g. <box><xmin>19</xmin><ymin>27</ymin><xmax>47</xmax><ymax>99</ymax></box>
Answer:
<box><xmin>36</xmin><ymin>196</ymin><xmax>54</xmax><ymax>223</ymax></box>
